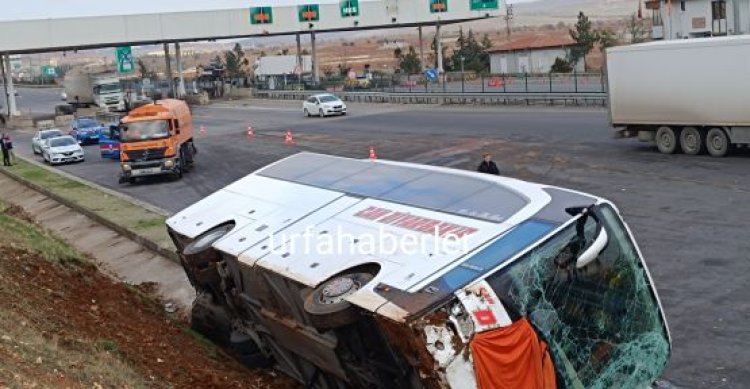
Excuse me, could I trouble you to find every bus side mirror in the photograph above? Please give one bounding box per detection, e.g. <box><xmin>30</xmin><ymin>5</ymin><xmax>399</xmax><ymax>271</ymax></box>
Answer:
<box><xmin>576</xmin><ymin>227</ymin><xmax>608</xmax><ymax>269</ymax></box>
<box><xmin>174</xmin><ymin>120</ymin><xmax>180</xmax><ymax>134</ymax></box>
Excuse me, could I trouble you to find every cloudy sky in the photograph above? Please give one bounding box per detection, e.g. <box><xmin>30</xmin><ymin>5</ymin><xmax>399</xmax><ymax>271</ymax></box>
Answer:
<box><xmin>2</xmin><ymin>0</ymin><xmax>534</xmax><ymax>21</ymax></box>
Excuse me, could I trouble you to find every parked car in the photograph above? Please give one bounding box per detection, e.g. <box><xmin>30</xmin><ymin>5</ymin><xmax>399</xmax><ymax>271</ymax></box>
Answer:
<box><xmin>69</xmin><ymin>117</ymin><xmax>107</xmax><ymax>144</ymax></box>
<box><xmin>99</xmin><ymin>125</ymin><xmax>121</xmax><ymax>160</ymax></box>
<box><xmin>42</xmin><ymin>135</ymin><xmax>84</xmax><ymax>165</ymax></box>
<box><xmin>31</xmin><ymin>128</ymin><xmax>64</xmax><ymax>154</ymax></box>
<box><xmin>303</xmin><ymin>94</ymin><xmax>347</xmax><ymax>117</ymax></box>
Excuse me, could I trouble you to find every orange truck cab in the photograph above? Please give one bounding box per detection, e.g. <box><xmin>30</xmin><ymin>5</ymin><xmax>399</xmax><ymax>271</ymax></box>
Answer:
<box><xmin>118</xmin><ymin>99</ymin><xmax>196</xmax><ymax>184</ymax></box>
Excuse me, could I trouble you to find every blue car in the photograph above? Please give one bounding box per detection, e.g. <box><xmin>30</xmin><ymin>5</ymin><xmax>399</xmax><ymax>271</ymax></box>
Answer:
<box><xmin>99</xmin><ymin>125</ymin><xmax>121</xmax><ymax>160</ymax></box>
<box><xmin>69</xmin><ymin>117</ymin><xmax>107</xmax><ymax>145</ymax></box>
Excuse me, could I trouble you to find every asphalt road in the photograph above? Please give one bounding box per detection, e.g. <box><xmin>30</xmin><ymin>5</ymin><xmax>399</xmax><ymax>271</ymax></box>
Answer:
<box><xmin>7</xmin><ymin>87</ymin><xmax>750</xmax><ymax>388</ymax></box>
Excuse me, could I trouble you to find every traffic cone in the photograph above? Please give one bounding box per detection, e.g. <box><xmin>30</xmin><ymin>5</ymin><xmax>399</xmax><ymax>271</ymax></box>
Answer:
<box><xmin>199</xmin><ymin>126</ymin><xmax>206</xmax><ymax>137</ymax></box>
<box><xmin>284</xmin><ymin>130</ymin><xmax>295</xmax><ymax>145</ymax></box>
<box><xmin>247</xmin><ymin>126</ymin><xmax>255</xmax><ymax>139</ymax></box>
<box><xmin>369</xmin><ymin>146</ymin><xmax>377</xmax><ymax>160</ymax></box>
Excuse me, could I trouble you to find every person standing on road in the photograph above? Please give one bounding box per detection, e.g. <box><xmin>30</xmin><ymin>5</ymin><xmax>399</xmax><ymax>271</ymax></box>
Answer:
<box><xmin>1</xmin><ymin>133</ymin><xmax>10</xmax><ymax>166</ymax></box>
<box><xmin>477</xmin><ymin>153</ymin><xmax>499</xmax><ymax>175</ymax></box>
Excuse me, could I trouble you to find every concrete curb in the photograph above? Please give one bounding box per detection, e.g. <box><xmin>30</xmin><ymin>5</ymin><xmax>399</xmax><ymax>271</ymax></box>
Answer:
<box><xmin>0</xmin><ymin>157</ymin><xmax>179</xmax><ymax>263</ymax></box>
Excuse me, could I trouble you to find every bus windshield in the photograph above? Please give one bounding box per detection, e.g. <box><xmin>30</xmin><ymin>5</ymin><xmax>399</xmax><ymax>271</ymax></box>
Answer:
<box><xmin>121</xmin><ymin>120</ymin><xmax>170</xmax><ymax>142</ymax></box>
<box><xmin>486</xmin><ymin>204</ymin><xmax>670</xmax><ymax>388</ymax></box>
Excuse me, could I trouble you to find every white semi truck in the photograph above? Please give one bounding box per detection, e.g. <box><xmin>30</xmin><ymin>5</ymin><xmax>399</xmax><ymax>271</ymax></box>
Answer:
<box><xmin>167</xmin><ymin>152</ymin><xmax>671</xmax><ymax>388</ymax></box>
<box><xmin>63</xmin><ymin>67</ymin><xmax>125</xmax><ymax>112</ymax></box>
<box><xmin>607</xmin><ymin>35</ymin><xmax>750</xmax><ymax>157</ymax></box>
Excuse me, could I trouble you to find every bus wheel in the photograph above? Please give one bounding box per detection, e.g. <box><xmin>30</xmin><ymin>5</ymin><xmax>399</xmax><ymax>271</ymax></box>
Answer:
<box><xmin>706</xmin><ymin>128</ymin><xmax>729</xmax><ymax>158</ymax></box>
<box><xmin>656</xmin><ymin>126</ymin><xmax>679</xmax><ymax>154</ymax></box>
<box><xmin>680</xmin><ymin>127</ymin><xmax>705</xmax><ymax>155</ymax></box>
<box><xmin>303</xmin><ymin>272</ymin><xmax>374</xmax><ymax>331</ymax></box>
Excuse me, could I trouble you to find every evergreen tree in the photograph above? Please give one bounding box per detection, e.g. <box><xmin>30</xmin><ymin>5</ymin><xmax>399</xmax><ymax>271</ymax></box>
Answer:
<box><xmin>569</xmin><ymin>11</ymin><xmax>598</xmax><ymax>70</ymax></box>
<box><xmin>395</xmin><ymin>46</ymin><xmax>422</xmax><ymax>74</ymax></box>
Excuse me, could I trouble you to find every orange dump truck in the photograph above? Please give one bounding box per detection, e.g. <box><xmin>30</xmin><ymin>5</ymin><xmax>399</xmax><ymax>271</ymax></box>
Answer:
<box><xmin>118</xmin><ymin>99</ymin><xmax>196</xmax><ymax>184</ymax></box>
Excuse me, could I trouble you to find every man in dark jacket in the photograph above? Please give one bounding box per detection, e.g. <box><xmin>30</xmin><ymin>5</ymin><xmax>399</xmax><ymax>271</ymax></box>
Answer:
<box><xmin>1</xmin><ymin>133</ymin><xmax>10</xmax><ymax>166</ymax></box>
<box><xmin>477</xmin><ymin>153</ymin><xmax>499</xmax><ymax>175</ymax></box>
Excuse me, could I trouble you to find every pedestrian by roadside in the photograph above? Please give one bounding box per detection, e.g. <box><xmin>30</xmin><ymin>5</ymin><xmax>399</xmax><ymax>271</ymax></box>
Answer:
<box><xmin>477</xmin><ymin>153</ymin><xmax>499</xmax><ymax>175</ymax></box>
<box><xmin>2</xmin><ymin>133</ymin><xmax>14</xmax><ymax>165</ymax></box>
<box><xmin>1</xmin><ymin>133</ymin><xmax>10</xmax><ymax>166</ymax></box>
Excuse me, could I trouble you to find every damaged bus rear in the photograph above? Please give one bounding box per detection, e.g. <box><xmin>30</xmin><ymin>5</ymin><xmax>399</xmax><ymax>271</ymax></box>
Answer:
<box><xmin>166</xmin><ymin>153</ymin><xmax>671</xmax><ymax>388</ymax></box>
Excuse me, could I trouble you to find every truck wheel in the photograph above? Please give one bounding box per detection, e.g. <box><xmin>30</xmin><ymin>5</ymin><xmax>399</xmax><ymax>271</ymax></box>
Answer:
<box><xmin>656</xmin><ymin>126</ymin><xmax>679</xmax><ymax>154</ymax></box>
<box><xmin>706</xmin><ymin>128</ymin><xmax>730</xmax><ymax>157</ymax></box>
<box><xmin>680</xmin><ymin>127</ymin><xmax>705</xmax><ymax>155</ymax></box>
<box><xmin>303</xmin><ymin>272</ymin><xmax>373</xmax><ymax>331</ymax></box>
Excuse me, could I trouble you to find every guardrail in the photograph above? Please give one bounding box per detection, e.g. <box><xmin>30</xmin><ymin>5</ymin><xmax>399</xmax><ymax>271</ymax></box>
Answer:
<box><xmin>254</xmin><ymin>90</ymin><xmax>608</xmax><ymax>106</ymax></box>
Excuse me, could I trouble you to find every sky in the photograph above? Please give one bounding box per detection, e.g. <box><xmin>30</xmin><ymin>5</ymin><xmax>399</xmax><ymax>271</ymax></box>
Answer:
<box><xmin>1</xmin><ymin>0</ymin><xmax>536</xmax><ymax>22</ymax></box>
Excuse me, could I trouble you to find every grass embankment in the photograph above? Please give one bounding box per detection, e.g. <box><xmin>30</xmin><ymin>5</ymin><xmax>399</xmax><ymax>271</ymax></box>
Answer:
<box><xmin>0</xmin><ymin>201</ymin><xmax>290</xmax><ymax>388</ymax></box>
<box><xmin>4</xmin><ymin>159</ymin><xmax>172</xmax><ymax>252</ymax></box>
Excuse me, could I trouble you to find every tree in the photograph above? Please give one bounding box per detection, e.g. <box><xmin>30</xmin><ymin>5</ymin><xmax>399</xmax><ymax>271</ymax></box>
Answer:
<box><xmin>395</xmin><ymin>46</ymin><xmax>422</xmax><ymax>74</ymax></box>
<box><xmin>447</xmin><ymin>28</ymin><xmax>490</xmax><ymax>73</ymax></box>
<box><xmin>626</xmin><ymin>14</ymin><xmax>649</xmax><ymax>44</ymax></box>
<box><xmin>136</xmin><ymin>58</ymin><xmax>155</xmax><ymax>80</ymax></box>
<box><xmin>569</xmin><ymin>11</ymin><xmax>598</xmax><ymax>70</ymax></box>
<box><xmin>598</xmin><ymin>28</ymin><xmax>618</xmax><ymax>49</ymax></box>
<box><xmin>225</xmin><ymin>43</ymin><xmax>249</xmax><ymax>79</ymax></box>
<box><xmin>550</xmin><ymin>57</ymin><xmax>573</xmax><ymax>73</ymax></box>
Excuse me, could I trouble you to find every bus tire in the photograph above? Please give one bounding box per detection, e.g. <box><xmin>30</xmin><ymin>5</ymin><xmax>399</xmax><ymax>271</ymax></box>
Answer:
<box><xmin>656</xmin><ymin>126</ymin><xmax>679</xmax><ymax>154</ymax></box>
<box><xmin>303</xmin><ymin>272</ymin><xmax>374</xmax><ymax>331</ymax></box>
<box><xmin>706</xmin><ymin>128</ymin><xmax>730</xmax><ymax>158</ymax></box>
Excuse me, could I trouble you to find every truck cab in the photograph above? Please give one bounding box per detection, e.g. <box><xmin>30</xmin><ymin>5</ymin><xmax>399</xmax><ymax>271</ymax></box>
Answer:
<box><xmin>119</xmin><ymin>99</ymin><xmax>195</xmax><ymax>183</ymax></box>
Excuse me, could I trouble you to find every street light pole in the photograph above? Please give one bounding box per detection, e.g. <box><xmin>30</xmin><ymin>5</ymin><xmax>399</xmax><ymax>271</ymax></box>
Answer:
<box><xmin>460</xmin><ymin>55</ymin><xmax>465</xmax><ymax>93</ymax></box>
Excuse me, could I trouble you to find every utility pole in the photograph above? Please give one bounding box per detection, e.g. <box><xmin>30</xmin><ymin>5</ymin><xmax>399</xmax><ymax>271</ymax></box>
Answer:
<box><xmin>504</xmin><ymin>4</ymin><xmax>514</xmax><ymax>39</ymax></box>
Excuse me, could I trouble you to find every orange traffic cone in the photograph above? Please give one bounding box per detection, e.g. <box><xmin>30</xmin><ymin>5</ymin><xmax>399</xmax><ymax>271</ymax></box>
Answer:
<box><xmin>199</xmin><ymin>126</ymin><xmax>206</xmax><ymax>137</ymax></box>
<box><xmin>247</xmin><ymin>126</ymin><xmax>255</xmax><ymax>139</ymax></box>
<box><xmin>369</xmin><ymin>146</ymin><xmax>377</xmax><ymax>160</ymax></box>
<box><xmin>284</xmin><ymin>130</ymin><xmax>295</xmax><ymax>145</ymax></box>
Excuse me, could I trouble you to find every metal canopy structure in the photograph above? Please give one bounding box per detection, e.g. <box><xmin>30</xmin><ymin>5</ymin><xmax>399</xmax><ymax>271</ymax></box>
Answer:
<box><xmin>0</xmin><ymin>1</ymin><xmax>502</xmax><ymax>54</ymax></box>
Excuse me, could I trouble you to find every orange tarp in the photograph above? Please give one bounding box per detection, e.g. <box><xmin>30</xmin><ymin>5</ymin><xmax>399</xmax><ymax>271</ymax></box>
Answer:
<box><xmin>470</xmin><ymin>318</ymin><xmax>557</xmax><ymax>389</ymax></box>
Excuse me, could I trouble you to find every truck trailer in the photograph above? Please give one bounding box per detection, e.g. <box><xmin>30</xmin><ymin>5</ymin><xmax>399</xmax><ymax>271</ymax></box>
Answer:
<box><xmin>167</xmin><ymin>153</ymin><xmax>672</xmax><ymax>388</ymax></box>
<box><xmin>606</xmin><ymin>35</ymin><xmax>750</xmax><ymax>157</ymax></box>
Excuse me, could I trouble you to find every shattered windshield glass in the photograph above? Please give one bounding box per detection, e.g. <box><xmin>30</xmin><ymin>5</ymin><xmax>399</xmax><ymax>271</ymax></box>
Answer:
<box><xmin>486</xmin><ymin>204</ymin><xmax>670</xmax><ymax>388</ymax></box>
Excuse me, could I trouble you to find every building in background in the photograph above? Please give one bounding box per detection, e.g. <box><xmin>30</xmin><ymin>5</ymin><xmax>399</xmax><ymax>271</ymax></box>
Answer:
<box><xmin>648</xmin><ymin>0</ymin><xmax>750</xmax><ymax>40</ymax></box>
<box><xmin>487</xmin><ymin>35</ymin><xmax>584</xmax><ymax>74</ymax></box>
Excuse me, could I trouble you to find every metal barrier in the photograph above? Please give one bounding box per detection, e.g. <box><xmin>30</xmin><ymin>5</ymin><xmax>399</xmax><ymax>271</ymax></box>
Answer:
<box><xmin>253</xmin><ymin>90</ymin><xmax>607</xmax><ymax>106</ymax></box>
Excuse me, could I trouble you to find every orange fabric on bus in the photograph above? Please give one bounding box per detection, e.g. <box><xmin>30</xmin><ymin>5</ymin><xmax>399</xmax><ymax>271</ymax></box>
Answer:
<box><xmin>470</xmin><ymin>318</ymin><xmax>557</xmax><ymax>389</ymax></box>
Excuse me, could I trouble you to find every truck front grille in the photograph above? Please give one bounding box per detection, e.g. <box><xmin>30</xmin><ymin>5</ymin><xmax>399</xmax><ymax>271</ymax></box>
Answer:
<box><xmin>125</xmin><ymin>147</ymin><xmax>167</xmax><ymax>162</ymax></box>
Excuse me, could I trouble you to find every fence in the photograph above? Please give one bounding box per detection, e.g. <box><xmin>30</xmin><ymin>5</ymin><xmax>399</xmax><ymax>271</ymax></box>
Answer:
<box><xmin>256</xmin><ymin>71</ymin><xmax>607</xmax><ymax>95</ymax></box>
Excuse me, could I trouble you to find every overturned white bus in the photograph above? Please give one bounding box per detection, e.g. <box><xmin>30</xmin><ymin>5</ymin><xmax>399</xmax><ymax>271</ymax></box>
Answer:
<box><xmin>167</xmin><ymin>153</ymin><xmax>671</xmax><ymax>388</ymax></box>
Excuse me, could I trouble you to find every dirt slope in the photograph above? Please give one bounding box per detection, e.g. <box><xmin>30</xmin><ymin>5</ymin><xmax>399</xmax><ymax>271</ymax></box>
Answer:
<box><xmin>0</xmin><ymin>204</ymin><xmax>295</xmax><ymax>388</ymax></box>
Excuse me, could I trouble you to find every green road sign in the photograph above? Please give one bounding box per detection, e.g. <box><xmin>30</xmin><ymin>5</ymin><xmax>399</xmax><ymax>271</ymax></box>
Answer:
<box><xmin>250</xmin><ymin>7</ymin><xmax>273</xmax><ymax>24</ymax></box>
<box><xmin>340</xmin><ymin>0</ymin><xmax>359</xmax><ymax>17</ymax></box>
<box><xmin>41</xmin><ymin>65</ymin><xmax>56</xmax><ymax>77</ymax></box>
<box><xmin>298</xmin><ymin>4</ymin><xmax>320</xmax><ymax>22</ymax></box>
<box><xmin>116</xmin><ymin>46</ymin><xmax>134</xmax><ymax>73</ymax></box>
<box><xmin>470</xmin><ymin>0</ymin><xmax>499</xmax><ymax>10</ymax></box>
<box><xmin>430</xmin><ymin>0</ymin><xmax>448</xmax><ymax>13</ymax></box>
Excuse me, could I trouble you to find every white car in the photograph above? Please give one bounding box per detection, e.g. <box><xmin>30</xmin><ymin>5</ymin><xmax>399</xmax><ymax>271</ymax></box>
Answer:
<box><xmin>303</xmin><ymin>94</ymin><xmax>347</xmax><ymax>117</ymax></box>
<box><xmin>31</xmin><ymin>128</ymin><xmax>64</xmax><ymax>155</ymax></box>
<box><xmin>42</xmin><ymin>135</ymin><xmax>85</xmax><ymax>165</ymax></box>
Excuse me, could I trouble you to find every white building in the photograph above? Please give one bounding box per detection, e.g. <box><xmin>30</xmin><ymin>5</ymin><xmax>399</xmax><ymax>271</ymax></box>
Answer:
<box><xmin>487</xmin><ymin>35</ymin><xmax>585</xmax><ymax>74</ymax></box>
<box><xmin>648</xmin><ymin>0</ymin><xmax>750</xmax><ymax>40</ymax></box>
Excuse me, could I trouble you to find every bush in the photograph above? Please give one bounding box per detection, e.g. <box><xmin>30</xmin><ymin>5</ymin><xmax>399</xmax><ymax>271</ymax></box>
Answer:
<box><xmin>550</xmin><ymin>57</ymin><xmax>573</xmax><ymax>73</ymax></box>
